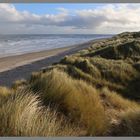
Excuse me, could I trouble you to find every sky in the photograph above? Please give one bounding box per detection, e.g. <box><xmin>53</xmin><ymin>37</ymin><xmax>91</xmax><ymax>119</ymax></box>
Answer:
<box><xmin>0</xmin><ymin>3</ymin><xmax>140</xmax><ymax>34</ymax></box>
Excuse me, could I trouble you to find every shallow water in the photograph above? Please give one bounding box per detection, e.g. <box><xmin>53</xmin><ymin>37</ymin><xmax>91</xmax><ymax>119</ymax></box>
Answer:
<box><xmin>0</xmin><ymin>34</ymin><xmax>112</xmax><ymax>58</ymax></box>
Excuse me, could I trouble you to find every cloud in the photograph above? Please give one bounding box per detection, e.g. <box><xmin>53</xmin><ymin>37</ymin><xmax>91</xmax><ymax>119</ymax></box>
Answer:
<box><xmin>0</xmin><ymin>4</ymin><xmax>140</xmax><ymax>34</ymax></box>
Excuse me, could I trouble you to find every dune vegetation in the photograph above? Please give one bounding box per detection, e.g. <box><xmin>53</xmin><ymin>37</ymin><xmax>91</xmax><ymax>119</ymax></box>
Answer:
<box><xmin>1</xmin><ymin>31</ymin><xmax>140</xmax><ymax>136</ymax></box>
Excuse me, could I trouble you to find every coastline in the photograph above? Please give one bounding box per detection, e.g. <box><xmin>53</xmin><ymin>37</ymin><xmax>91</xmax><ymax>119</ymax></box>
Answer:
<box><xmin>0</xmin><ymin>47</ymin><xmax>71</xmax><ymax>73</ymax></box>
<box><xmin>0</xmin><ymin>38</ymin><xmax>108</xmax><ymax>86</ymax></box>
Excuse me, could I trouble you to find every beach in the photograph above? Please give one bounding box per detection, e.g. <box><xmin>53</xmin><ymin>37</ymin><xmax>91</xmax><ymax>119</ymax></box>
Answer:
<box><xmin>0</xmin><ymin>39</ymin><xmax>102</xmax><ymax>87</ymax></box>
<box><xmin>0</xmin><ymin>46</ymin><xmax>71</xmax><ymax>73</ymax></box>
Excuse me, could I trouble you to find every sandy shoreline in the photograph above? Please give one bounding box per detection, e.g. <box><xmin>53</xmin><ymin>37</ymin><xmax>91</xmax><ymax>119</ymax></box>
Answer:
<box><xmin>0</xmin><ymin>38</ymin><xmax>107</xmax><ymax>87</ymax></box>
<box><xmin>0</xmin><ymin>47</ymin><xmax>71</xmax><ymax>73</ymax></box>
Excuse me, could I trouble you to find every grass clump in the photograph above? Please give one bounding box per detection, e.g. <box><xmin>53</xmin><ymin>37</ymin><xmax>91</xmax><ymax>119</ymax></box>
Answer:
<box><xmin>111</xmin><ymin>108</ymin><xmax>140</xmax><ymax>136</ymax></box>
<box><xmin>99</xmin><ymin>87</ymin><xmax>140</xmax><ymax>136</ymax></box>
<box><xmin>64</xmin><ymin>65</ymin><xmax>123</xmax><ymax>92</ymax></box>
<box><xmin>0</xmin><ymin>89</ymin><xmax>78</xmax><ymax>136</ymax></box>
<box><xmin>89</xmin><ymin>57</ymin><xmax>138</xmax><ymax>84</ymax></box>
<box><xmin>0</xmin><ymin>86</ymin><xmax>11</xmax><ymax>97</ymax></box>
<box><xmin>61</xmin><ymin>56</ymin><xmax>101</xmax><ymax>79</ymax></box>
<box><xmin>100</xmin><ymin>87</ymin><xmax>139</xmax><ymax>111</ymax></box>
<box><xmin>12</xmin><ymin>79</ymin><xmax>27</xmax><ymax>90</ymax></box>
<box><xmin>30</xmin><ymin>69</ymin><xmax>109</xmax><ymax>136</ymax></box>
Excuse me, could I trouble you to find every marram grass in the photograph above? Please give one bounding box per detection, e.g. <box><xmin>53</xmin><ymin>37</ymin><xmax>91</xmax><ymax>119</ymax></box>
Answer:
<box><xmin>1</xmin><ymin>31</ymin><xmax>140</xmax><ymax>136</ymax></box>
<box><xmin>0</xmin><ymin>89</ymin><xmax>79</xmax><ymax>136</ymax></box>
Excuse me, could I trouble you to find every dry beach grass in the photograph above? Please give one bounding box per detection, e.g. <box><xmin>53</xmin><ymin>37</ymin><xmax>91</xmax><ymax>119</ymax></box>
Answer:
<box><xmin>0</xmin><ymin>31</ymin><xmax>140</xmax><ymax>136</ymax></box>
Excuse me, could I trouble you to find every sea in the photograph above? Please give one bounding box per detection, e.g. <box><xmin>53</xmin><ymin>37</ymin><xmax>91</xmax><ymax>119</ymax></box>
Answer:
<box><xmin>0</xmin><ymin>34</ymin><xmax>113</xmax><ymax>58</ymax></box>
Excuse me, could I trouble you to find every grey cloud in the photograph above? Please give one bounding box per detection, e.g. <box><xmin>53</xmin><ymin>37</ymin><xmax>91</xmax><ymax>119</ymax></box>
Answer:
<box><xmin>0</xmin><ymin>4</ymin><xmax>140</xmax><ymax>34</ymax></box>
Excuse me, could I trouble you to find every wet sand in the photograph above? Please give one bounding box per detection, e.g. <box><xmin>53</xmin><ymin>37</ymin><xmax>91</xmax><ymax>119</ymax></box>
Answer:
<box><xmin>0</xmin><ymin>38</ymin><xmax>105</xmax><ymax>87</ymax></box>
